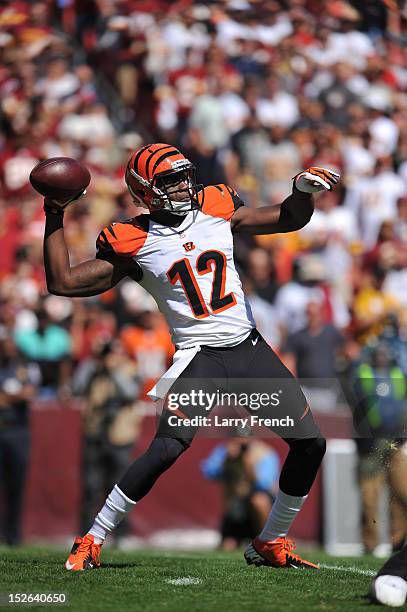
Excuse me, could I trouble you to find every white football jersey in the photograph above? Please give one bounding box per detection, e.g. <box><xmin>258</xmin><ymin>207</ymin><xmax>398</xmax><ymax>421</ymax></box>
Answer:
<box><xmin>96</xmin><ymin>184</ymin><xmax>255</xmax><ymax>349</ymax></box>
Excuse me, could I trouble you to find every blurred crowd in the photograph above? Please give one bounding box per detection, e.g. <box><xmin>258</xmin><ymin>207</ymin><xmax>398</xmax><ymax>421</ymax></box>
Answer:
<box><xmin>0</xmin><ymin>0</ymin><xmax>407</xmax><ymax>397</ymax></box>
<box><xmin>0</xmin><ymin>0</ymin><xmax>407</xmax><ymax>394</ymax></box>
<box><xmin>0</xmin><ymin>0</ymin><xmax>406</xmax><ymax>404</ymax></box>
<box><xmin>0</xmin><ymin>0</ymin><xmax>407</xmax><ymax>550</ymax></box>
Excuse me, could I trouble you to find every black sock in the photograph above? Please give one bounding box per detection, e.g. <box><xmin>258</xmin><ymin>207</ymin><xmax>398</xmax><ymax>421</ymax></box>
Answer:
<box><xmin>279</xmin><ymin>437</ymin><xmax>326</xmax><ymax>496</ymax></box>
<box><xmin>377</xmin><ymin>544</ymin><xmax>407</xmax><ymax>579</ymax></box>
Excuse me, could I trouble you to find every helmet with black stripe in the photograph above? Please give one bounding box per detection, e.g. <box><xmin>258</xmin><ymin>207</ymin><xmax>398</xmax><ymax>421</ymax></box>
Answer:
<box><xmin>125</xmin><ymin>143</ymin><xmax>204</xmax><ymax>215</ymax></box>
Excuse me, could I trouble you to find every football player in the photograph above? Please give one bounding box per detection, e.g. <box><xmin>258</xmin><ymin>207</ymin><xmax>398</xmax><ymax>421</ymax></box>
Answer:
<box><xmin>43</xmin><ymin>143</ymin><xmax>339</xmax><ymax>571</ymax></box>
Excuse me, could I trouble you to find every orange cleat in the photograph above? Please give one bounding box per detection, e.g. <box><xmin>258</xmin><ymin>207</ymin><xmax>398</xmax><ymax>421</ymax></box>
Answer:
<box><xmin>65</xmin><ymin>534</ymin><xmax>102</xmax><ymax>571</ymax></box>
<box><xmin>244</xmin><ymin>536</ymin><xmax>319</xmax><ymax>570</ymax></box>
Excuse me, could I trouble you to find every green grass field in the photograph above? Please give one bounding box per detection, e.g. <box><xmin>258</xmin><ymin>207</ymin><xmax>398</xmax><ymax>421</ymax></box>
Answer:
<box><xmin>0</xmin><ymin>546</ymin><xmax>384</xmax><ymax>611</ymax></box>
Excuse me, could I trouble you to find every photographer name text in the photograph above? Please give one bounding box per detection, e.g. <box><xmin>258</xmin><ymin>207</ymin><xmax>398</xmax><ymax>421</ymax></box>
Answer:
<box><xmin>167</xmin><ymin>415</ymin><xmax>294</xmax><ymax>428</ymax></box>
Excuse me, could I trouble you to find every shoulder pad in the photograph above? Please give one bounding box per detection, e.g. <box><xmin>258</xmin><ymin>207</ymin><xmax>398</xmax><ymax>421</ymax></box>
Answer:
<box><xmin>96</xmin><ymin>216</ymin><xmax>149</xmax><ymax>258</ymax></box>
<box><xmin>202</xmin><ymin>184</ymin><xmax>244</xmax><ymax>221</ymax></box>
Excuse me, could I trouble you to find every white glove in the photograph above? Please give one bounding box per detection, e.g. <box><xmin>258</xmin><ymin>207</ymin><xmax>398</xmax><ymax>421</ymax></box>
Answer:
<box><xmin>294</xmin><ymin>167</ymin><xmax>340</xmax><ymax>193</ymax></box>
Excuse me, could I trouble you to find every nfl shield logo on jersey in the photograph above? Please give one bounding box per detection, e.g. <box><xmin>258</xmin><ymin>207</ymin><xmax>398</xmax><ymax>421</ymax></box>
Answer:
<box><xmin>183</xmin><ymin>242</ymin><xmax>195</xmax><ymax>251</ymax></box>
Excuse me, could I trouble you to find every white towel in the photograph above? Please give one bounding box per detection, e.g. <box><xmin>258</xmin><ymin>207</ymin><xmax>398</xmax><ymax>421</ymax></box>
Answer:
<box><xmin>147</xmin><ymin>346</ymin><xmax>201</xmax><ymax>401</ymax></box>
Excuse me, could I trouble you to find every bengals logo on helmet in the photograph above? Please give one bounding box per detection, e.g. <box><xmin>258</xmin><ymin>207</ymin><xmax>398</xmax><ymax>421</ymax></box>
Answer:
<box><xmin>125</xmin><ymin>143</ymin><xmax>203</xmax><ymax>213</ymax></box>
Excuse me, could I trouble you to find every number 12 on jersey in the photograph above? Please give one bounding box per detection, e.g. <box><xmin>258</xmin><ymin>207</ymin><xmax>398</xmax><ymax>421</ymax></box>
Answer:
<box><xmin>167</xmin><ymin>250</ymin><xmax>237</xmax><ymax>318</ymax></box>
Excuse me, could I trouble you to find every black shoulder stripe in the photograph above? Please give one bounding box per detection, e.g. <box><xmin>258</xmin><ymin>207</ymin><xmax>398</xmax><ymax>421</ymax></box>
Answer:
<box><xmin>148</xmin><ymin>146</ymin><xmax>175</xmax><ymax>178</ymax></box>
<box><xmin>96</xmin><ymin>233</ymin><xmax>114</xmax><ymax>256</ymax></box>
<box><xmin>96</xmin><ymin>235</ymin><xmax>107</xmax><ymax>246</ymax></box>
<box><xmin>99</xmin><ymin>230</ymin><xmax>109</xmax><ymax>244</ymax></box>
<box><xmin>214</xmin><ymin>185</ymin><xmax>224</xmax><ymax>193</ymax></box>
<box><xmin>107</xmin><ymin>224</ymin><xmax>117</xmax><ymax>239</ymax></box>
<box><xmin>151</xmin><ymin>150</ymin><xmax>180</xmax><ymax>177</ymax></box>
<box><xmin>226</xmin><ymin>185</ymin><xmax>244</xmax><ymax>211</ymax></box>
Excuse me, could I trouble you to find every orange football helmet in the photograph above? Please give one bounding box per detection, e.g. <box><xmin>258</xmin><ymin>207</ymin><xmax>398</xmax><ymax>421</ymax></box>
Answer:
<box><xmin>125</xmin><ymin>143</ymin><xmax>203</xmax><ymax>214</ymax></box>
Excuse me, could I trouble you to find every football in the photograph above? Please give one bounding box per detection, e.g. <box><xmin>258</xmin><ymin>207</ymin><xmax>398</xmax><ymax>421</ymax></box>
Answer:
<box><xmin>29</xmin><ymin>157</ymin><xmax>91</xmax><ymax>203</ymax></box>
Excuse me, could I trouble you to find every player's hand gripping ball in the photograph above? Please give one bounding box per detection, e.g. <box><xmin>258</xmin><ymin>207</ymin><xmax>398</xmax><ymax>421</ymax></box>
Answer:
<box><xmin>30</xmin><ymin>157</ymin><xmax>91</xmax><ymax>211</ymax></box>
<box><xmin>294</xmin><ymin>167</ymin><xmax>340</xmax><ymax>193</ymax></box>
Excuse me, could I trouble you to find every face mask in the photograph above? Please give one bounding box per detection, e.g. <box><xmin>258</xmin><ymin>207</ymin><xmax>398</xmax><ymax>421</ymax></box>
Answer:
<box><xmin>154</xmin><ymin>168</ymin><xmax>200</xmax><ymax>215</ymax></box>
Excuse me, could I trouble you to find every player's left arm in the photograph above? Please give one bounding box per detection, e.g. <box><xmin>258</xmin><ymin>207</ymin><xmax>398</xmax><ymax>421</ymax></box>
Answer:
<box><xmin>231</xmin><ymin>167</ymin><xmax>340</xmax><ymax>235</ymax></box>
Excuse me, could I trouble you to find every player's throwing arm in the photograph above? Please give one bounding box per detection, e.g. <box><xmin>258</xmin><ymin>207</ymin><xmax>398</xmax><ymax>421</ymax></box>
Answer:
<box><xmin>31</xmin><ymin>157</ymin><xmax>136</xmax><ymax>297</ymax></box>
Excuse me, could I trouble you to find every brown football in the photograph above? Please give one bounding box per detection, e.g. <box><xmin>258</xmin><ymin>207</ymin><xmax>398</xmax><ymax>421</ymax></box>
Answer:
<box><xmin>29</xmin><ymin>157</ymin><xmax>91</xmax><ymax>202</ymax></box>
